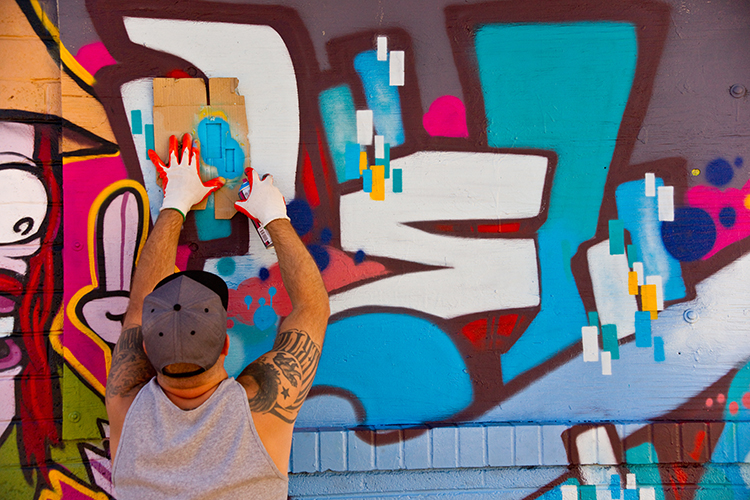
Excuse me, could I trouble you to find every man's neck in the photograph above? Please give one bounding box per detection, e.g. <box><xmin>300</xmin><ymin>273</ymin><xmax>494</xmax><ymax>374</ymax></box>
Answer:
<box><xmin>158</xmin><ymin>375</ymin><xmax>228</xmax><ymax>410</ymax></box>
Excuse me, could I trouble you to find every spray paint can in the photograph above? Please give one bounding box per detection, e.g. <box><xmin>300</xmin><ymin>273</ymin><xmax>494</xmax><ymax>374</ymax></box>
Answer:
<box><xmin>238</xmin><ymin>178</ymin><xmax>274</xmax><ymax>248</ymax></box>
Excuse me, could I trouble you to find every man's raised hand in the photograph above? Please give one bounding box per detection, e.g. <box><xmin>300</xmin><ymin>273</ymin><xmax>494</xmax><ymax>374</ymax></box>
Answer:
<box><xmin>148</xmin><ymin>133</ymin><xmax>225</xmax><ymax>219</ymax></box>
<box><xmin>234</xmin><ymin>167</ymin><xmax>290</xmax><ymax>227</ymax></box>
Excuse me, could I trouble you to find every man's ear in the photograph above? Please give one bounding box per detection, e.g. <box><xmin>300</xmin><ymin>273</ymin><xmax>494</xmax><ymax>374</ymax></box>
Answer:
<box><xmin>222</xmin><ymin>334</ymin><xmax>230</xmax><ymax>356</ymax></box>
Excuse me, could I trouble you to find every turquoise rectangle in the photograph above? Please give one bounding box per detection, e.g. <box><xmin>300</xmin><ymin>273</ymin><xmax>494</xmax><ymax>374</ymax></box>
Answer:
<box><xmin>627</xmin><ymin>244</ymin><xmax>639</xmax><ymax>268</ymax></box>
<box><xmin>609</xmin><ymin>219</ymin><xmax>625</xmax><ymax>255</ymax></box>
<box><xmin>601</xmin><ymin>324</ymin><xmax>619</xmax><ymax>359</ymax></box>
<box><xmin>635</xmin><ymin>311</ymin><xmax>652</xmax><ymax>347</ymax></box>
<box><xmin>144</xmin><ymin>124</ymin><xmax>154</xmax><ymax>156</ymax></box>
<box><xmin>392</xmin><ymin>168</ymin><xmax>402</xmax><ymax>193</ymax></box>
<box><xmin>376</xmin><ymin>143</ymin><xmax>391</xmax><ymax>179</ymax></box>
<box><xmin>363</xmin><ymin>168</ymin><xmax>372</xmax><ymax>192</ymax></box>
<box><xmin>653</xmin><ymin>336</ymin><xmax>665</xmax><ymax>362</ymax></box>
<box><xmin>345</xmin><ymin>143</ymin><xmax>361</xmax><ymax>180</ymax></box>
<box><xmin>130</xmin><ymin>110</ymin><xmax>142</xmax><ymax>134</ymax></box>
<box><xmin>588</xmin><ymin>311</ymin><xmax>599</xmax><ymax>327</ymax></box>
<box><xmin>319</xmin><ymin>85</ymin><xmax>358</xmax><ymax>183</ymax></box>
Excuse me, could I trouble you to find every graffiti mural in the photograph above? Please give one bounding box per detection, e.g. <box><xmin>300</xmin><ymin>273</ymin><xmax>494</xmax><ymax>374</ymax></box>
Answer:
<box><xmin>1</xmin><ymin>0</ymin><xmax>749</xmax><ymax>497</ymax></box>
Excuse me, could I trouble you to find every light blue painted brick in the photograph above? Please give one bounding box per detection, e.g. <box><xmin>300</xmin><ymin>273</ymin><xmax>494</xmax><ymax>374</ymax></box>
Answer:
<box><xmin>712</xmin><ymin>422</ymin><xmax>736</xmax><ymax>463</ymax></box>
<box><xmin>319</xmin><ymin>430</ymin><xmax>346</xmax><ymax>472</ymax></box>
<box><xmin>458</xmin><ymin>426</ymin><xmax>486</xmax><ymax>468</ymax></box>
<box><xmin>348</xmin><ymin>430</ymin><xmax>375</xmax><ymax>471</ymax></box>
<box><xmin>291</xmin><ymin>431</ymin><xmax>318</xmax><ymax>473</ymax></box>
<box><xmin>736</xmin><ymin>421</ymin><xmax>750</xmax><ymax>463</ymax></box>
<box><xmin>376</xmin><ymin>430</ymin><xmax>403</xmax><ymax>470</ymax></box>
<box><xmin>487</xmin><ymin>425</ymin><xmax>514</xmax><ymax>467</ymax></box>
<box><xmin>403</xmin><ymin>429</ymin><xmax>431</xmax><ymax>470</ymax></box>
<box><xmin>542</xmin><ymin>425</ymin><xmax>569</xmax><ymax>465</ymax></box>
<box><xmin>432</xmin><ymin>426</ymin><xmax>458</xmax><ymax>469</ymax></box>
<box><xmin>515</xmin><ymin>425</ymin><xmax>541</xmax><ymax>466</ymax></box>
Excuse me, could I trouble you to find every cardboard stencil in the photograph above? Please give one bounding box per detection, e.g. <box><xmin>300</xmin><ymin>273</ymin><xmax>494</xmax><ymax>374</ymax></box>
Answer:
<box><xmin>152</xmin><ymin>77</ymin><xmax>250</xmax><ymax>218</ymax></box>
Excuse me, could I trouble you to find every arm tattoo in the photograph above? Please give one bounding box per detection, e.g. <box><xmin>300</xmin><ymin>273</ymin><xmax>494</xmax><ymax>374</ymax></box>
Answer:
<box><xmin>106</xmin><ymin>326</ymin><xmax>156</xmax><ymax>401</ymax></box>
<box><xmin>242</xmin><ymin>329</ymin><xmax>321</xmax><ymax>424</ymax></box>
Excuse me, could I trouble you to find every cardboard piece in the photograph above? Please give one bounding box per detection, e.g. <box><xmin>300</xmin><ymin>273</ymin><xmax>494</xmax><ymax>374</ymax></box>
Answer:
<box><xmin>152</xmin><ymin>77</ymin><xmax>251</xmax><ymax>218</ymax></box>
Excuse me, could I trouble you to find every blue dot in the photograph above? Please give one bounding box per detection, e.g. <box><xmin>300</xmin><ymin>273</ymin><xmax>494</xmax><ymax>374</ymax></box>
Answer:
<box><xmin>661</xmin><ymin>207</ymin><xmax>716</xmax><ymax>262</ymax></box>
<box><xmin>307</xmin><ymin>244</ymin><xmax>330</xmax><ymax>271</ymax></box>
<box><xmin>287</xmin><ymin>198</ymin><xmax>314</xmax><ymax>236</ymax></box>
<box><xmin>354</xmin><ymin>250</ymin><xmax>366</xmax><ymax>264</ymax></box>
<box><xmin>320</xmin><ymin>227</ymin><xmax>333</xmax><ymax>244</ymax></box>
<box><xmin>259</xmin><ymin>267</ymin><xmax>270</xmax><ymax>281</ymax></box>
<box><xmin>244</xmin><ymin>295</ymin><xmax>253</xmax><ymax>309</ymax></box>
<box><xmin>719</xmin><ymin>206</ymin><xmax>736</xmax><ymax>228</ymax></box>
<box><xmin>216</xmin><ymin>257</ymin><xmax>235</xmax><ymax>277</ymax></box>
<box><xmin>735</xmin><ymin>157</ymin><xmax>744</xmax><ymax>168</ymax></box>
<box><xmin>705</xmin><ymin>158</ymin><xmax>734</xmax><ymax>187</ymax></box>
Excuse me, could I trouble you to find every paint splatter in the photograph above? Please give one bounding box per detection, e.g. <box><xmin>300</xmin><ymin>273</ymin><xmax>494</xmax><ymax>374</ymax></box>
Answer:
<box><xmin>422</xmin><ymin>95</ymin><xmax>469</xmax><ymax>138</ymax></box>
<box><xmin>705</xmin><ymin>158</ymin><xmax>734</xmax><ymax>187</ymax></box>
<box><xmin>661</xmin><ymin>207</ymin><xmax>716</xmax><ymax>262</ymax></box>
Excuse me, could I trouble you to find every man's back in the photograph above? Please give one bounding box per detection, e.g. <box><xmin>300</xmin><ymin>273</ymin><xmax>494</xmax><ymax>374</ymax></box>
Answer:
<box><xmin>113</xmin><ymin>377</ymin><xmax>287</xmax><ymax>500</ymax></box>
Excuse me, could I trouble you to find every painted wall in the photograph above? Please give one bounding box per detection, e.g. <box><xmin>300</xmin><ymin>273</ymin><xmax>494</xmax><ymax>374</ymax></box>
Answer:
<box><xmin>1</xmin><ymin>0</ymin><xmax>749</xmax><ymax>497</ymax></box>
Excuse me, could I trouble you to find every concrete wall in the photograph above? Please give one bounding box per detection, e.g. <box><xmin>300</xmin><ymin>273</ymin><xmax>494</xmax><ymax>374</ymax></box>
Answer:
<box><xmin>1</xmin><ymin>0</ymin><xmax>749</xmax><ymax>498</ymax></box>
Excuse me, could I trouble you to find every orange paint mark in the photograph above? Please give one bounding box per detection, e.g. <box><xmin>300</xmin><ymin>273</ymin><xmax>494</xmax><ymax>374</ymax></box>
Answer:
<box><xmin>628</xmin><ymin>271</ymin><xmax>639</xmax><ymax>295</ymax></box>
<box><xmin>478</xmin><ymin>223</ymin><xmax>521</xmax><ymax>233</ymax></box>
<box><xmin>688</xmin><ymin>430</ymin><xmax>706</xmax><ymax>461</ymax></box>
<box><xmin>642</xmin><ymin>284</ymin><xmax>658</xmax><ymax>312</ymax></box>
<box><xmin>359</xmin><ymin>151</ymin><xmax>368</xmax><ymax>175</ymax></box>
<box><xmin>370</xmin><ymin>164</ymin><xmax>385</xmax><ymax>201</ymax></box>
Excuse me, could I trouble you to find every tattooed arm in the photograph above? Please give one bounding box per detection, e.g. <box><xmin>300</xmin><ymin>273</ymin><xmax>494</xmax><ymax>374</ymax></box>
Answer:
<box><xmin>237</xmin><ymin>218</ymin><xmax>329</xmax><ymax>473</ymax></box>
<box><xmin>106</xmin><ymin>209</ymin><xmax>183</xmax><ymax>460</ymax></box>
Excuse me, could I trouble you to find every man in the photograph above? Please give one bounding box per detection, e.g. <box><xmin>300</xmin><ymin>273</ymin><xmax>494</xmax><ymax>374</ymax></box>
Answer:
<box><xmin>105</xmin><ymin>134</ymin><xmax>329</xmax><ymax>499</ymax></box>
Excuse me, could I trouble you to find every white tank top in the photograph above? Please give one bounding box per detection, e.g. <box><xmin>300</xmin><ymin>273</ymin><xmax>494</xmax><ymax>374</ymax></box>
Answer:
<box><xmin>112</xmin><ymin>377</ymin><xmax>287</xmax><ymax>500</ymax></box>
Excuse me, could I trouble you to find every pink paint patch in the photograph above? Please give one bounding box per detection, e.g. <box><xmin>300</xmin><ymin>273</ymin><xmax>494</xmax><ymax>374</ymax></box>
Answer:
<box><xmin>729</xmin><ymin>401</ymin><xmax>739</xmax><ymax>415</ymax></box>
<box><xmin>227</xmin><ymin>246</ymin><xmax>390</xmax><ymax>326</ymax></box>
<box><xmin>59</xmin><ymin>478</ymin><xmax>97</xmax><ymax>500</ymax></box>
<box><xmin>706</xmin><ymin>397</ymin><xmax>713</xmax><ymax>408</ymax></box>
<box><xmin>63</xmin><ymin>156</ymin><xmax>129</xmax><ymax>389</ymax></box>
<box><xmin>175</xmin><ymin>245</ymin><xmax>192</xmax><ymax>271</ymax></box>
<box><xmin>686</xmin><ymin>179</ymin><xmax>750</xmax><ymax>259</ymax></box>
<box><xmin>742</xmin><ymin>392</ymin><xmax>750</xmax><ymax>410</ymax></box>
<box><xmin>75</xmin><ymin>42</ymin><xmax>117</xmax><ymax>76</ymax></box>
<box><xmin>718</xmin><ymin>393</ymin><xmax>726</xmax><ymax>403</ymax></box>
<box><xmin>423</xmin><ymin>95</ymin><xmax>469</xmax><ymax>138</ymax></box>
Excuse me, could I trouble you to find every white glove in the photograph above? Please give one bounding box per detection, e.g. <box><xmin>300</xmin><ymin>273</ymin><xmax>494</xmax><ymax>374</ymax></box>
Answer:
<box><xmin>234</xmin><ymin>167</ymin><xmax>290</xmax><ymax>227</ymax></box>
<box><xmin>148</xmin><ymin>133</ymin><xmax>225</xmax><ymax>219</ymax></box>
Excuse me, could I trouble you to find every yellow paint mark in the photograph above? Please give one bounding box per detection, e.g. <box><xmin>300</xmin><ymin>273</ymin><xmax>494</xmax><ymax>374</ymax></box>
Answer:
<box><xmin>691</xmin><ymin>168</ymin><xmax>701</xmax><ymax>177</ymax></box>
<box><xmin>37</xmin><ymin>469</ymin><xmax>109</xmax><ymax>500</ymax></box>
<box><xmin>29</xmin><ymin>0</ymin><xmax>96</xmax><ymax>87</ymax></box>
<box><xmin>628</xmin><ymin>271</ymin><xmax>639</xmax><ymax>295</ymax></box>
<box><xmin>65</xmin><ymin>180</ymin><xmax>150</xmax><ymax>395</ymax></box>
<box><xmin>63</xmin><ymin>152</ymin><xmax>121</xmax><ymax>165</ymax></box>
<box><xmin>641</xmin><ymin>283</ymin><xmax>658</xmax><ymax>313</ymax></box>
<box><xmin>744</xmin><ymin>194</ymin><xmax>750</xmax><ymax>211</ymax></box>
<box><xmin>650</xmin><ymin>310</ymin><xmax>658</xmax><ymax>320</ymax></box>
<box><xmin>370</xmin><ymin>163</ymin><xmax>385</xmax><ymax>201</ymax></box>
<box><xmin>198</xmin><ymin>107</ymin><xmax>230</xmax><ymax>122</ymax></box>
<box><xmin>359</xmin><ymin>151</ymin><xmax>368</xmax><ymax>175</ymax></box>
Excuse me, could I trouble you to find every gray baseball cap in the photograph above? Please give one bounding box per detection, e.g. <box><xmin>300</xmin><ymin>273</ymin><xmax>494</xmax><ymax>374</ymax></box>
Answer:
<box><xmin>142</xmin><ymin>272</ymin><xmax>228</xmax><ymax>377</ymax></box>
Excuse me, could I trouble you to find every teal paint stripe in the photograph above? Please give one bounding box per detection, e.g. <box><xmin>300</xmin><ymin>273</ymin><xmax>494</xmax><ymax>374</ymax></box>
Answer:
<box><xmin>144</xmin><ymin>124</ymin><xmax>154</xmax><ymax>156</ymax></box>
<box><xmin>627</xmin><ymin>244</ymin><xmax>639</xmax><ymax>267</ymax></box>
<box><xmin>601</xmin><ymin>324</ymin><xmax>619</xmax><ymax>360</ymax></box>
<box><xmin>588</xmin><ymin>311</ymin><xmax>599</xmax><ymax>327</ymax></box>
<box><xmin>131</xmin><ymin>110</ymin><xmax>142</xmax><ymax>134</ymax></box>
<box><xmin>376</xmin><ymin>143</ymin><xmax>391</xmax><ymax>179</ymax></box>
<box><xmin>392</xmin><ymin>168</ymin><xmax>402</xmax><ymax>193</ymax></box>
<box><xmin>609</xmin><ymin>219</ymin><xmax>625</xmax><ymax>255</ymax></box>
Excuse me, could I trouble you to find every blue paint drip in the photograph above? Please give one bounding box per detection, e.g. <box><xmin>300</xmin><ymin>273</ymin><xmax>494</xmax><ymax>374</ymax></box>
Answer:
<box><xmin>634</xmin><ymin>311</ymin><xmax>652</xmax><ymax>347</ymax></box>
<box><xmin>287</xmin><ymin>198</ymin><xmax>314</xmax><ymax>236</ymax></box>
<box><xmin>307</xmin><ymin>244</ymin><xmax>330</xmax><ymax>271</ymax></box>
<box><xmin>320</xmin><ymin>227</ymin><xmax>332</xmax><ymax>244</ymax></box>
<box><xmin>345</xmin><ymin>143</ymin><xmax>362</xmax><ymax>181</ymax></box>
<box><xmin>144</xmin><ymin>124</ymin><xmax>154</xmax><ymax>158</ymax></box>
<box><xmin>705</xmin><ymin>158</ymin><xmax>734</xmax><ymax>187</ymax></box>
<box><xmin>363</xmin><ymin>168</ymin><xmax>373</xmax><ymax>192</ymax></box>
<box><xmin>194</xmin><ymin>194</ymin><xmax>231</xmax><ymax>241</ymax></box>
<box><xmin>319</xmin><ymin>85</ymin><xmax>358</xmax><ymax>182</ymax></box>
<box><xmin>735</xmin><ymin>156</ymin><xmax>744</xmax><ymax>168</ymax></box>
<box><xmin>661</xmin><ymin>207</ymin><xmax>716</xmax><ymax>262</ymax></box>
<box><xmin>609</xmin><ymin>474</ymin><xmax>621</xmax><ymax>499</ymax></box>
<box><xmin>487</xmin><ymin>22</ymin><xmax>638</xmax><ymax>381</ymax></box>
<box><xmin>653</xmin><ymin>336</ymin><xmax>665</xmax><ymax>362</ymax></box>
<box><xmin>616</xmin><ymin>179</ymin><xmax>686</xmax><ymax>301</ymax></box>
<box><xmin>225</xmin><ymin>319</ymin><xmax>277</xmax><ymax>378</ymax></box>
<box><xmin>353</xmin><ymin>51</ymin><xmax>405</xmax><ymax>147</ymax></box>
<box><xmin>259</xmin><ymin>267</ymin><xmax>270</xmax><ymax>281</ymax></box>
<box><xmin>196</xmin><ymin>116</ymin><xmax>245</xmax><ymax>178</ymax></box>
<box><xmin>130</xmin><ymin>110</ymin><xmax>142</xmax><ymax>134</ymax></box>
<box><xmin>313</xmin><ymin>313</ymin><xmax>472</xmax><ymax>425</ymax></box>
<box><xmin>719</xmin><ymin>206</ymin><xmax>736</xmax><ymax>228</ymax></box>
<box><xmin>354</xmin><ymin>250</ymin><xmax>366</xmax><ymax>264</ymax></box>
